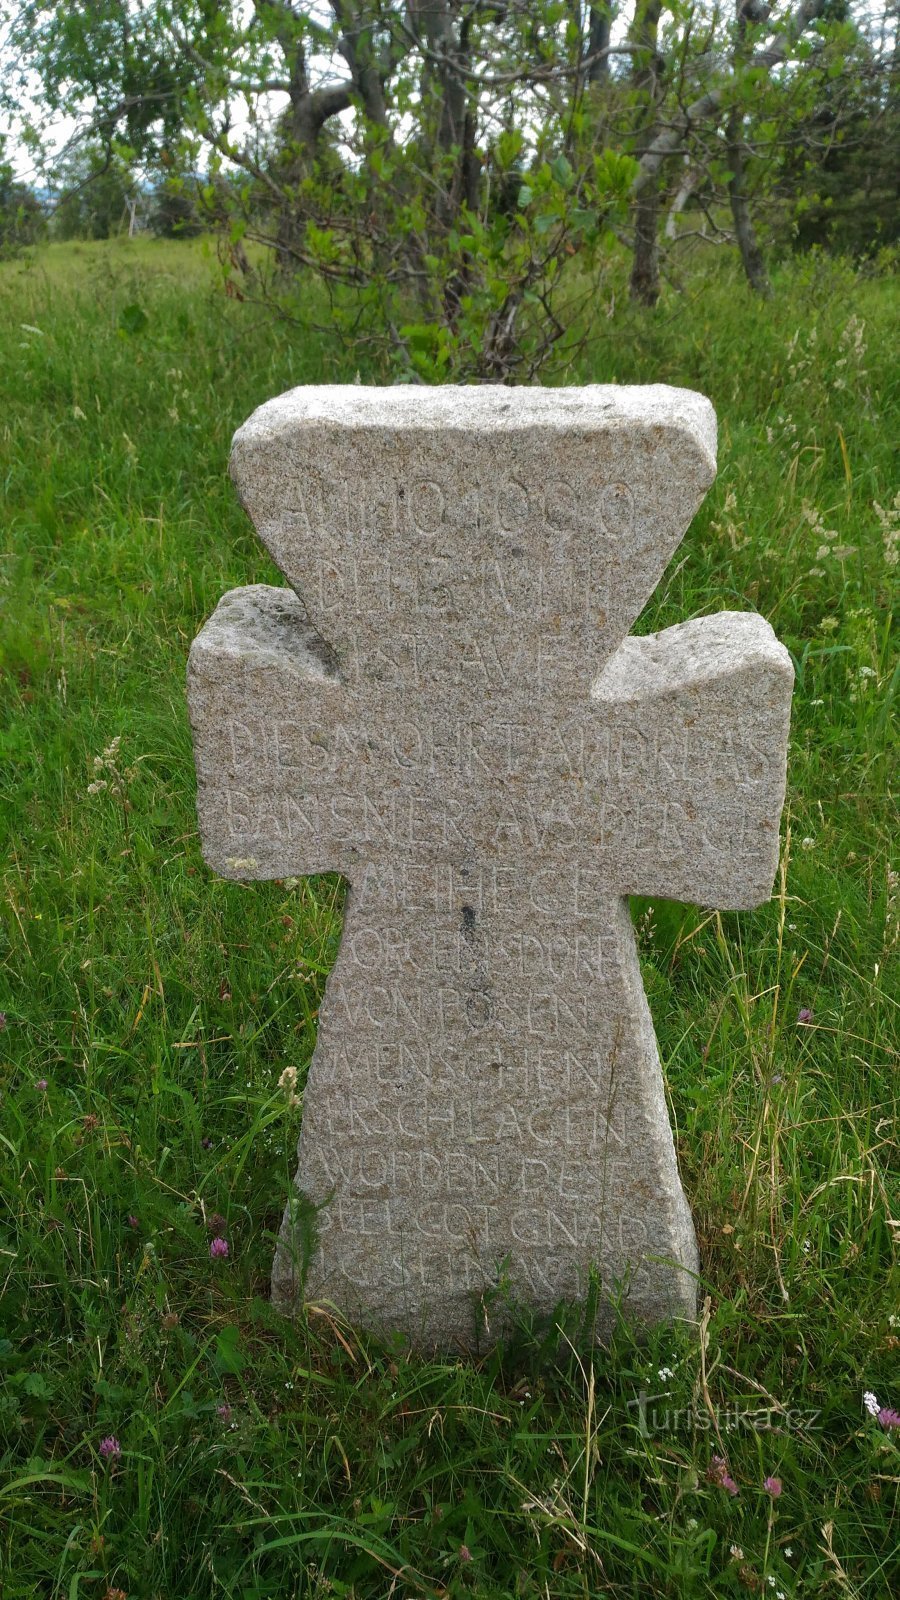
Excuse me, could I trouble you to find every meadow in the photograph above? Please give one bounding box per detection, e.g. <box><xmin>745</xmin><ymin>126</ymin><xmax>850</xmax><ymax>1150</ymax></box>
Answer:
<box><xmin>0</xmin><ymin>236</ymin><xmax>897</xmax><ymax>1598</ymax></box>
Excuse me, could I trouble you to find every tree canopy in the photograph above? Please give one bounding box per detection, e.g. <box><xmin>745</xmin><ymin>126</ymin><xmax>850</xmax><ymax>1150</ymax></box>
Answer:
<box><xmin>4</xmin><ymin>2</ymin><xmax>897</xmax><ymax>375</ymax></box>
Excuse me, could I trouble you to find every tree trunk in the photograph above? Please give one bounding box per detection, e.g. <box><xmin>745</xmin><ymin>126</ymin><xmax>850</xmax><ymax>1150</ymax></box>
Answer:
<box><xmin>631</xmin><ymin>189</ymin><xmax>661</xmax><ymax>303</ymax></box>
<box><xmin>628</xmin><ymin>1</ymin><xmax>664</xmax><ymax>306</ymax></box>
<box><xmin>665</xmin><ymin>163</ymin><xmax>698</xmax><ymax>238</ymax></box>
<box><xmin>726</xmin><ymin>109</ymin><xmax>771</xmax><ymax>294</ymax></box>
<box><xmin>407</xmin><ymin>0</ymin><xmax>479</xmax><ymax>319</ymax></box>
<box><xmin>587</xmin><ymin>4</ymin><xmax>614</xmax><ymax>83</ymax></box>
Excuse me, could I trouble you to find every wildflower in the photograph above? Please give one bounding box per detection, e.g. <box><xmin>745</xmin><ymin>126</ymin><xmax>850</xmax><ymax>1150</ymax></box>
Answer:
<box><xmin>458</xmin><ymin>1545</ymin><xmax>472</xmax><ymax>1563</ymax></box>
<box><xmin>708</xmin><ymin>1454</ymin><xmax>739</xmax><ymax>1495</ymax></box>
<box><xmin>801</xmin><ymin>836</ymin><xmax>815</xmax><ymax>850</ymax></box>
<box><xmin>784</xmin><ymin>1547</ymin><xmax>793</xmax><ymax>1558</ymax></box>
<box><xmin>729</xmin><ymin>1543</ymin><xmax>744</xmax><ymax>1559</ymax></box>
<box><xmin>278</xmin><ymin>1064</ymin><xmax>300</xmax><ymax>1107</ymax></box>
<box><xmin>0</xmin><ymin>1012</ymin><xmax>6</xmax><ymax>1029</ymax></box>
<box><xmin>202</xmin><ymin>1137</ymin><xmax>213</xmax><ymax>1150</ymax></box>
<box><xmin>797</xmin><ymin>1007</ymin><xmax>812</xmax><ymax>1025</ymax></box>
<box><xmin>206</xmin><ymin>1212</ymin><xmax>227</xmax><ymax>1234</ymax></box>
<box><xmin>877</xmin><ymin>1407</ymin><xmax>900</xmax><ymax>1430</ymax></box>
<box><xmin>209</xmin><ymin>1237</ymin><xmax>229</xmax><ymax>1260</ymax></box>
<box><xmin>35</xmin><ymin>1078</ymin><xmax>48</xmax><ymax>1091</ymax></box>
<box><xmin>658</xmin><ymin>1366</ymin><xmax>675</xmax><ymax>1382</ymax></box>
<box><xmin>127</xmin><ymin>1215</ymin><xmax>139</xmax><ymax>1230</ymax></box>
<box><xmin>764</xmin><ymin>1476</ymin><xmax>783</xmax><ymax>1498</ymax></box>
<box><xmin>873</xmin><ymin>494</ymin><xmax>900</xmax><ymax>566</ymax></box>
<box><xmin>216</xmin><ymin>1403</ymin><xmax>232</xmax><ymax>1421</ymax></box>
<box><xmin>863</xmin><ymin>1391</ymin><xmax>880</xmax><ymax>1416</ymax></box>
<box><xmin>98</xmin><ymin>1435</ymin><xmax>121</xmax><ymax>1461</ymax></box>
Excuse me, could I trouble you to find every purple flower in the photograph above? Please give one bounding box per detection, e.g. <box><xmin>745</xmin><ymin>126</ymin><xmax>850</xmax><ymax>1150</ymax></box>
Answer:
<box><xmin>202</xmin><ymin>1137</ymin><xmax>213</xmax><ymax>1149</ymax></box>
<box><xmin>878</xmin><ymin>1407</ymin><xmax>900</xmax><ymax>1430</ymax></box>
<box><xmin>34</xmin><ymin>1078</ymin><xmax>48</xmax><ymax>1091</ymax></box>
<box><xmin>127</xmin><ymin>1215</ymin><xmax>139</xmax><ymax>1230</ymax></box>
<box><xmin>216</xmin><ymin>1402</ymin><xmax>232</xmax><ymax>1421</ymax></box>
<box><xmin>458</xmin><ymin>1545</ymin><xmax>472</xmax><ymax>1563</ymax></box>
<box><xmin>764</xmin><ymin>1475</ymin><xmax>783</xmax><ymax>1498</ymax></box>
<box><xmin>0</xmin><ymin>1012</ymin><xmax>6</xmax><ymax>1030</ymax></box>
<box><xmin>209</xmin><ymin>1236</ymin><xmax>229</xmax><ymax>1260</ymax></box>
<box><xmin>98</xmin><ymin>1435</ymin><xmax>121</xmax><ymax>1460</ymax></box>
<box><xmin>708</xmin><ymin>1454</ymin><xmax>739</xmax><ymax>1495</ymax></box>
<box><xmin>797</xmin><ymin>1008</ymin><xmax>813</xmax><ymax>1025</ymax></box>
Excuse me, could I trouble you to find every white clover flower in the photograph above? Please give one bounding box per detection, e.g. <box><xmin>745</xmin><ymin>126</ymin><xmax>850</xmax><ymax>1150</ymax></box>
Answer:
<box><xmin>863</xmin><ymin>1391</ymin><xmax>880</xmax><ymax>1416</ymax></box>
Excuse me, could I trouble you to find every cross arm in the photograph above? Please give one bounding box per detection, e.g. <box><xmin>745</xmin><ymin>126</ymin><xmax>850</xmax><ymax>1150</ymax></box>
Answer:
<box><xmin>187</xmin><ymin>585</ymin><xmax>355</xmax><ymax>880</ymax></box>
<box><xmin>587</xmin><ymin>611</ymin><xmax>793</xmax><ymax>909</ymax></box>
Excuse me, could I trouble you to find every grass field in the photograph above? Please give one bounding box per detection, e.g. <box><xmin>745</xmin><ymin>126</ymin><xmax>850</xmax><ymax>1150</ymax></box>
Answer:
<box><xmin>0</xmin><ymin>236</ymin><xmax>897</xmax><ymax>1598</ymax></box>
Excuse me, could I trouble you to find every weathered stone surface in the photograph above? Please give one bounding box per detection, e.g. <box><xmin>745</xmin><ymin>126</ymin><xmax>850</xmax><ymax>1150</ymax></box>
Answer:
<box><xmin>187</xmin><ymin>384</ymin><xmax>793</xmax><ymax>1349</ymax></box>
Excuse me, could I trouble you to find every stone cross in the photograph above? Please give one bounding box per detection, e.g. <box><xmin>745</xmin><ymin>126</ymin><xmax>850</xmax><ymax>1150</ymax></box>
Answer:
<box><xmin>188</xmin><ymin>386</ymin><xmax>793</xmax><ymax>1349</ymax></box>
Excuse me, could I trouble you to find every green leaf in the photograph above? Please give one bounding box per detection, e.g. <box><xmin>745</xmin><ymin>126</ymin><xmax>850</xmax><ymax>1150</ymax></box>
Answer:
<box><xmin>516</xmin><ymin>184</ymin><xmax>533</xmax><ymax>208</ymax></box>
<box><xmin>550</xmin><ymin>154</ymin><xmax>573</xmax><ymax>187</ymax></box>
<box><xmin>497</xmin><ymin>129</ymin><xmax>523</xmax><ymax>169</ymax></box>
<box><xmin>214</xmin><ymin>1325</ymin><xmax>245</xmax><ymax>1375</ymax></box>
<box><xmin>119</xmin><ymin>303</ymin><xmax>149</xmax><ymax>336</ymax></box>
<box><xmin>399</xmin><ymin>323</ymin><xmax>439</xmax><ymax>352</ymax></box>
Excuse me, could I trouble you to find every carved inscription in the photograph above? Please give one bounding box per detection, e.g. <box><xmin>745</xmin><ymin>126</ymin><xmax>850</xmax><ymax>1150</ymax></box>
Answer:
<box><xmin>282</xmin><ymin>473</ymin><xmax>592</xmax><ymax>541</ymax></box>
<box><xmin>230</xmin><ymin>715</ymin><xmax>773</xmax><ymax>787</ymax></box>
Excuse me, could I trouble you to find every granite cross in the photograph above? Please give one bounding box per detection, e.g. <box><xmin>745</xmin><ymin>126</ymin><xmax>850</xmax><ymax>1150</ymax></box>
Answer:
<box><xmin>187</xmin><ymin>386</ymin><xmax>793</xmax><ymax>1349</ymax></box>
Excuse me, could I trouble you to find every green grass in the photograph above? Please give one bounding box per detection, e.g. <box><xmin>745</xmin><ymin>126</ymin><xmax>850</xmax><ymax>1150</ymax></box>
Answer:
<box><xmin>0</xmin><ymin>235</ymin><xmax>897</xmax><ymax>1598</ymax></box>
